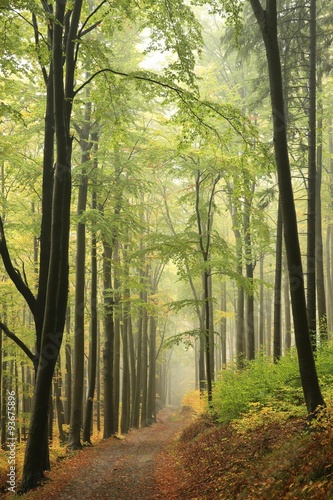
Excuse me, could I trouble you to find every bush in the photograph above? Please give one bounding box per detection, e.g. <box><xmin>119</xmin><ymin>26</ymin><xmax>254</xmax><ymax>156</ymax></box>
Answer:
<box><xmin>212</xmin><ymin>349</ymin><xmax>305</xmax><ymax>423</ymax></box>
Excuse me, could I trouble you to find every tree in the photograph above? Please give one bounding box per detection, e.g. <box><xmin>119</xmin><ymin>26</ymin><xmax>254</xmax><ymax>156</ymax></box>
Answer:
<box><xmin>249</xmin><ymin>0</ymin><xmax>325</xmax><ymax>415</ymax></box>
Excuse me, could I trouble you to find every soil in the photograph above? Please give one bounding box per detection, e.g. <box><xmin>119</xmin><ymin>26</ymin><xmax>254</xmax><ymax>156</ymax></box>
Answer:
<box><xmin>23</xmin><ymin>406</ymin><xmax>190</xmax><ymax>500</ymax></box>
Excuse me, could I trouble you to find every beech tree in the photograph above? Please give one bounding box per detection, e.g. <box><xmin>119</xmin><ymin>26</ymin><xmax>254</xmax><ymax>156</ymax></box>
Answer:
<box><xmin>249</xmin><ymin>0</ymin><xmax>325</xmax><ymax>415</ymax></box>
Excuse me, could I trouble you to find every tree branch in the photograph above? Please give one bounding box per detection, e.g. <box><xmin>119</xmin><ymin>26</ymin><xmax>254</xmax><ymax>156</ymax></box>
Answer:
<box><xmin>0</xmin><ymin>321</ymin><xmax>35</xmax><ymax>365</ymax></box>
<box><xmin>73</xmin><ymin>68</ymin><xmax>250</xmax><ymax>142</ymax></box>
<box><xmin>0</xmin><ymin>217</ymin><xmax>36</xmax><ymax>316</ymax></box>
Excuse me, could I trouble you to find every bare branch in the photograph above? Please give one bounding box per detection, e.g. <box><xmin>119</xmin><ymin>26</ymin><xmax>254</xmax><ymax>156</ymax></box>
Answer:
<box><xmin>0</xmin><ymin>321</ymin><xmax>35</xmax><ymax>364</ymax></box>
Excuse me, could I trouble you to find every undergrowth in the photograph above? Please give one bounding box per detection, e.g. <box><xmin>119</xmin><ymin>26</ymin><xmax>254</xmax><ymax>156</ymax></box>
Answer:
<box><xmin>156</xmin><ymin>345</ymin><xmax>333</xmax><ymax>499</ymax></box>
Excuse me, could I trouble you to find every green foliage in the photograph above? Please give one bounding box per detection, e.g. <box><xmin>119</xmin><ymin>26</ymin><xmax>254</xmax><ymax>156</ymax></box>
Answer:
<box><xmin>162</xmin><ymin>328</ymin><xmax>202</xmax><ymax>350</ymax></box>
<box><xmin>212</xmin><ymin>350</ymin><xmax>305</xmax><ymax>423</ymax></box>
<box><xmin>213</xmin><ymin>344</ymin><xmax>333</xmax><ymax>426</ymax></box>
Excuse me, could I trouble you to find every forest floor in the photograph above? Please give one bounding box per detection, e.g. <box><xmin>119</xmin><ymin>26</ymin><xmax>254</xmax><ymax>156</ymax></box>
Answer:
<box><xmin>3</xmin><ymin>404</ymin><xmax>333</xmax><ymax>499</ymax></box>
<box><xmin>20</xmin><ymin>406</ymin><xmax>190</xmax><ymax>500</ymax></box>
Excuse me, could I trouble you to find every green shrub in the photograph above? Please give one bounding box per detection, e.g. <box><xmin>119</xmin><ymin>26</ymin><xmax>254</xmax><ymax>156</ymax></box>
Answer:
<box><xmin>212</xmin><ymin>349</ymin><xmax>305</xmax><ymax>423</ymax></box>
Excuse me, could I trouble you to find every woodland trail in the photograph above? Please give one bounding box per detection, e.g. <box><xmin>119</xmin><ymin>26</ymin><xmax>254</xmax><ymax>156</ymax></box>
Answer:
<box><xmin>24</xmin><ymin>406</ymin><xmax>189</xmax><ymax>500</ymax></box>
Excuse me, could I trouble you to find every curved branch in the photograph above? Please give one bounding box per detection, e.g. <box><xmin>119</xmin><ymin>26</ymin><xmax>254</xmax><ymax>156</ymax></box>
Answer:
<box><xmin>0</xmin><ymin>217</ymin><xmax>36</xmax><ymax>317</ymax></box>
<box><xmin>73</xmin><ymin>68</ymin><xmax>250</xmax><ymax>142</ymax></box>
<box><xmin>0</xmin><ymin>322</ymin><xmax>35</xmax><ymax>365</ymax></box>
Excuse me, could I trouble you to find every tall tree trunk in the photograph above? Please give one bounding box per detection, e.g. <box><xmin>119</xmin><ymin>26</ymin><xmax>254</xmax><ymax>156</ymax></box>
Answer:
<box><xmin>146</xmin><ymin>315</ymin><xmax>157</xmax><ymax>425</ymax></box>
<box><xmin>120</xmin><ymin>299</ymin><xmax>131</xmax><ymax>434</ymax></box>
<box><xmin>315</xmin><ymin>74</ymin><xmax>327</xmax><ymax>341</ymax></box>
<box><xmin>258</xmin><ymin>254</ymin><xmax>265</xmax><ymax>350</ymax></box>
<box><xmin>83</xmin><ymin>187</ymin><xmax>98</xmax><ymax>444</ymax></box>
<box><xmin>20</xmin><ymin>0</ymin><xmax>79</xmax><ymax>489</ymax></box>
<box><xmin>327</xmin><ymin>117</ymin><xmax>333</xmax><ymax>334</ymax></box>
<box><xmin>103</xmin><ymin>240</ymin><xmax>116</xmax><ymax>437</ymax></box>
<box><xmin>307</xmin><ymin>0</ymin><xmax>317</xmax><ymax>348</ymax></box>
<box><xmin>208</xmin><ymin>270</ymin><xmax>215</xmax><ymax>380</ymax></box>
<box><xmin>54</xmin><ymin>357</ymin><xmax>66</xmax><ymax>443</ymax></box>
<box><xmin>229</xmin><ymin>206</ymin><xmax>245</xmax><ymax>365</ymax></box>
<box><xmin>132</xmin><ymin>272</ymin><xmax>143</xmax><ymax>429</ymax></box>
<box><xmin>113</xmin><ymin>239</ymin><xmax>121</xmax><ymax>434</ymax></box>
<box><xmin>250</xmin><ymin>0</ymin><xmax>324</xmax><ymax>415</ymax></box>
<box><xmin>273</xmin><ymin>201</ymin><xmax>283</xmax><ymax>361</ymax></box>
<box><xmin>283</xmin><ymin>255</ymin><xmax>292</xmax><ymax>350</ymax></box>
<box><xmin>68</xmin><ymin>100</ymin><xmax>91</xmax><ymax>449</ymax></box>
<box><xmin>141</xmin><ymin>285</ymin><xmax>149</xmax><ymax>426</ymax></box>
<box><xmin>220</xmin><ymin>282</ymin><xmax>227</xmax><ymax>367</ymax></box>
<box><xmin>64</xmin><ymin>309</ymin><xmax>71</xmax><ymax>425</ymax></box>
<box><xmin>121</xmin><ymin>244</ymin><xmax>131</xmax><ymax>434</ymax></box>
<box><xmin>244</xmin><ymin>191</ymin><xmax>255</xmax><ymax>361</ymax></box>
<box><xmin>265</xmin><ymin>290</ymin><xmax>272</xmax><ymax>356</ymax></box>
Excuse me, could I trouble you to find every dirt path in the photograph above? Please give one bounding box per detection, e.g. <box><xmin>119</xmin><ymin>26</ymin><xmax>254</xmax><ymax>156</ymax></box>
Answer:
<box><xmin>24</xmin><ymin>407</ymin><xmax>188</xmax><ymax>500</ymax></box>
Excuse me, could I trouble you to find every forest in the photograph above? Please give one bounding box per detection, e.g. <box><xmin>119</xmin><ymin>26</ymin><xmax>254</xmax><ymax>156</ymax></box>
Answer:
<box><xmin>1</xmin><ymin>0</ymin><xmax>333</xmax><ymax>497</ymax></box>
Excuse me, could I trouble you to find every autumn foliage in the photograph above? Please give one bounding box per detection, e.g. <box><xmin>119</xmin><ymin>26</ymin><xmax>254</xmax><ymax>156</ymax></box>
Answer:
<box><xmin>155</xmin><ymin>408</ymin><xmax>333</xmax><ymax>499</ymax></box>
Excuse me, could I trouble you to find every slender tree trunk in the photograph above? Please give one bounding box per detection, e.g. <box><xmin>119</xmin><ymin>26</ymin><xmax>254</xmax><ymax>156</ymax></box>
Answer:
<box><xmin>326</xmin><ymin>228</ymin><xmax>333</xmax><ymax>335</ymax></box>
<box><xmin>273</xmin><ymin>201</ymin><xmax>283</xmax><ymax>361</ymax></box>
<box><xmin>96</xmin><ymin>319</ymin><xmax>101</xmax><ymax>433</ymax></box>
<box><xmin>83</xmin><ymin>188</ymin><xmax>98</xmax><ymax>444</ymax></box>
<box><xmin>283</xmin><ymin>255</ymin><xmax>292</xmax><ymax>350</ymax></box>
<box><xmin>64</xmin><ymin>310</ymin><xmax>71</xmax><ymax>425</ymax></box>
<box><xmin>266</xmin><ymin>290</ymin><xmax>272</xmax><ymax>356</ymax></box>
<box><xmin>259</xmin><ymin>254</ymin><xmax>265</xmax><ymax>349</ymax></box>
<box><xmin>208</xmin><ymin>270</ymin><xmax>215</xmax><ymax>380</ymax></box>
<box><xmin>132</xmin><ymin>274</ymin><xmax>143</xmax><ymax>429</ymax></box>
<box><xmin>202</xmin><ymin>269</ymin><xmax>213</xmax><ymax>400</ymax></box>
<box><xmin>141</xmin><ymin>284</ymin><xmax>149</xmax><ymax>426</ymax></box>
<box><xmin>231</xmin><ymin>220</ymin><xmax>245</xmax><ymax>365</ymax></box>
<box><xmin>103</xmin><ymin>240</ymin><xmax>115</xmax><ymax>438</ymax></box>
<box><xmin>121</xmin><ymin>244</ymin><xmax>131</xmax><ymax>434</ymax></box>
<box><xmin>327</xmin><ymin>117</ymin><xmax>333</xmax><ymax>334</ymax></box>
<box><xmin>128</xmin><ymin>317</ymin><xmax>136</xmax><ymax>428</ymax></box>
<box><xmin>219</xmin><ymin>282</ymin><xmax>227</xmax><ymax>367</ymax></box>
<box><xmin>244</xmin><ymin>194</ymin><xmax>255</xmax><ymax>361</ymax></box>
<box><xmin>113</xmin><ymin>239</ymin><xmax>121</xmax><ymax>434</ymax></box>
<box><xmin>147</xmin><ymin>315</ymin><xmax>157</xmax><ymax>425</ymax></box>
<box><xmin>68</xmin><ymin>102</ymin><xmax>91</xmax><ymax>449</ymax></box>
<box><xmin>120</xmin><ymin>301</ymin><xmax>131</xmax><ymax>434</ymax></box>
<box><xmin>54</xmin><ymin>357</ymin><xmax>66</xmax><ymax>442</ymax></box>
<box><xmin>307</xmin><ymin>0</ymin><xmax>317</xmax><ymax>348</ymax></box>
<box><xmin>315</xmin><ymin>74</ymin><xmax>327</xmax><ymax>341</ymax></box>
